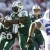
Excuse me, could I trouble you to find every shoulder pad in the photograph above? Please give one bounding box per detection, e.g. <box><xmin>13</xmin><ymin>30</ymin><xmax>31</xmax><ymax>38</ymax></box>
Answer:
<box><xmin>31</xmin><ymin>15</ymin><xmax>34</xmax><ymax>18</ymax></box>
<box><xmin>35</xmin><ymin>18</ymin><xmax>41</xmax><ymax>22</ymax></box>
<box><xmin>18</xmin><ymin>10</ymin><xmax>28</xmax><ymax>17</ymax></box>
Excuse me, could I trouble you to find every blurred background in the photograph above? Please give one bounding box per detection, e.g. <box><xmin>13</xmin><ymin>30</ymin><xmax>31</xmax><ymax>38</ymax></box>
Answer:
<box><xmin>0</xmin><ymin>0</ymin><xmax>50</xmax><ymax>16</ymax></box>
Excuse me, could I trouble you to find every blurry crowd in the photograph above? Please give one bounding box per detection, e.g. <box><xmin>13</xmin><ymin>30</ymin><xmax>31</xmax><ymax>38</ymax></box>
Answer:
<box><xmin>0</xmin><ymin>0</ymin><xmax>50</xmax><ymax>17</ymax></box>
<box><xmin>0</xmin><ymin>0</ymin><xmax>16</xmax><ymax>16</ymax></box>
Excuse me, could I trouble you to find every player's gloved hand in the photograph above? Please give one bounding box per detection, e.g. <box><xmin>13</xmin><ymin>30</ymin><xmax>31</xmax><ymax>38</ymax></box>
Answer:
<box><xmin>27</xmin><ymin>36</ymin><xmax>33</xmax><ymax>45</ymax></box>
<box><xmin>25</xmin><ymin>36</ymin><xmax>33</xmax><ymax>48</ymax></box>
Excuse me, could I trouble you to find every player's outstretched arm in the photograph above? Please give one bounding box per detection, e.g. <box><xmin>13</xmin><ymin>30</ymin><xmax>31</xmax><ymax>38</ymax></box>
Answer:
<box><xmin>2</xmin><ymin>17</ymin><xmax>26</xmax><ymax>25</ymax></box>
<box><xmin>29</xmin><ymin>22</ymin><xmax>41</xmax><ymax>37</ymax></box>
<box><xmin>5</xmin><ymin>20</ymin><xmax>19</xmax><ymax>24</ymax></box>
<box><xmin>27</xmin><ymin>22</ymin><xmax>41</xmax><ymax>45</ymax></box>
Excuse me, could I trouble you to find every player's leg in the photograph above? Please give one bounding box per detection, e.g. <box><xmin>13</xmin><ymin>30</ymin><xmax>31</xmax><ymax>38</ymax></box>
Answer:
<box><xmin>38</xmin><ymin>36</ymin><xmax>44</xmax><ymax>50</ymax></box>
<box><xmin>28</xmin><ymin>36</ymin><xmax>34</xmax><ymax>50</ymax></box>
<box><xmin>20</xmin><ymin>34</ymin><xmax>27</xmax><ymax>50</ymax></box>
<box><xmin>35</xmin><ymin>31</ymin><xmax>44</xmax><ymax>50</ymax></box>
<box><xmin>45</xmin><ymin>42</ymin><xmax>50</xmax><ymax>50</ymax></box>
<box><xmin>28</xmin><ymin>42</ymin><xmax>34</xmax><ymax>50</ymax></box>
<box><xmin>47</xmin><ymin>44</ymin><xmax>50</xmax><ymax>50</ymax></box>
<box><xmin>0</xmin><ymin>39</ymin><xmax>6</xmax><ymax>50</ymax></box>
<box><xmin>35</xmin><ymin>42</ymin><xmax>40</xmax><ymax>50</ymax></box>
<box><xmin>11</xmin><ymin>38</ymin><xmax>20</xmax><ymax>50</ymax></box>
<box><xmin>4</xmin><ymin>39</ymin><xmax>15</xmax><ymax>50</ymax></box>
<box><xmin>18</xmin><ymin>28</ymin><xmax>27</xmax><ymax>50</ymax></box>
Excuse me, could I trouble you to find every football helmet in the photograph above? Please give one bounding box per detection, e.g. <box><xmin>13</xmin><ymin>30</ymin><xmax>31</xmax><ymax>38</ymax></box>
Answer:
<box><xmin>32</xmin><ymin>5</ymin><xmax>41</xmax><ymax>14</ymax></box>
<box><xmin>12</xmin><ymin>1</ymin><xmax>23</xmax><ymax>12</ymax></box>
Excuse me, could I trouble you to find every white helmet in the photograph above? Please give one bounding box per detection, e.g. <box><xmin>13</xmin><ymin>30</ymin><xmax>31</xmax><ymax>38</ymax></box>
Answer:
<box><xmin>43</xmin><ymin>9</ymin><xmax>50</xmax><ymax>19</ymax></box>
<box><xmin>32</xmin><ymin>5</ymin><xmax>41</xmax><ymax>10</ymax></box>
<box><xmin>12</xmin><ymin>1</ymin><xmax>23</xmax><ymax>10</ymax></box>
<box><xmin>32</xmin><ymin>5</ymin><xmax>41</xmax><ymax>14</ymax></box>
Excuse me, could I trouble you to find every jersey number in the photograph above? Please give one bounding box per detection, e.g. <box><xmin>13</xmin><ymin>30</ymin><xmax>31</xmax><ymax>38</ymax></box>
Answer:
<box><xmin>1</xmin><ymin>32</ymin><xmax>12</xmax><ymax>39</ymax></box>
<box><xmin>45</xmin><ymin>24</ymin><xmax>50</xmax><ymax>35</ymax></box>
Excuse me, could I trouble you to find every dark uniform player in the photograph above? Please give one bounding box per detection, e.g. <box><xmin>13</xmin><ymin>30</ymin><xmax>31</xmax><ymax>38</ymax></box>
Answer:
<box><xmin>18</xmin><ymin>10</ymin><xmax>31</xmax><ymax>50</ymax></box>
<box><xmin>9</xmin><ymin>1</ymin><xmax>24</xmax><ymax>50</ymax></box>
<box><xmin>0</xmin><ymin>16</ymin><xmax>20</xmax><ymax>50</ymax></box>
<box><xmin>10</xmin><ymin>1</ymin><xmax>31</xmax><ymax>50</ymax></box>
<box><xmin>28</xmin><ymin>5</ymin><xmax>44</xmax><ymax>50</ymax></box>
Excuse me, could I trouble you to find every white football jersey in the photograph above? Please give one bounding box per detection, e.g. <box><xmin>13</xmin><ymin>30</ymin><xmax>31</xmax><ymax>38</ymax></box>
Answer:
<box><xmin>40</xmin><ymin>19</ymin><xmax>50</xmax><ymax>35</ymax></box>
<box><xmin>35</xmin><ymin>18</ymin><xmax>50</xmax><ymax>35</ymax></box>
<box><xmin>35</xmin><ymin>18</ymin><xmax>50</xmax><ymax>42</ymax></box>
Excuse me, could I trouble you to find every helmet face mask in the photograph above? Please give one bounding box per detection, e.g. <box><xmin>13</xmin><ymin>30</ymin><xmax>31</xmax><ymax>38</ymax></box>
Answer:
<box><xmin>32</xmin><ymin>5</ymin><xmax>41</xmax><ymax>15</ymax></box>
<box><xmin>34</xmin><ymin>9</ymin><xmax>40</xmax><ymax>12</ymax></box>
<box><xmin>12</xmin><ymin>1</ymin><xmax>23</xmax><ymax>12</ymax></box>
<box><xmin>12</xmin><ymin>6</ymin><xmax>18</xmax><ymax>12</ymax></box>
<box><xmin>32</xmin><ymin>9</ymin><xmax>41</xmax><ymax>15</ymax></box>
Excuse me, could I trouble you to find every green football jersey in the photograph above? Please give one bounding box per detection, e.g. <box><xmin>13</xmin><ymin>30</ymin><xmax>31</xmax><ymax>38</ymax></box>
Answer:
<box><xmin>10</xmin><ymin>12</ymin><xmax>19</xmax><ymax>20</ymax></box>
<box><xmin>18</xmin><ymin>10</ymin><xmax>31</xmax><ymax>36</ymax></box>
<box><xmin>31</xmin><ymin>14</ymin><xmax>44</xmax><ymax>45</ymax></box>
<box><xmin>31</xmin><ymin>15</ymin><xmax>41</xmax><ymax>22</ymax></box>
<box><xmin>0</xmin><ymin>24</ymin><xmax>18</xmax><ymax>41</ymax></box>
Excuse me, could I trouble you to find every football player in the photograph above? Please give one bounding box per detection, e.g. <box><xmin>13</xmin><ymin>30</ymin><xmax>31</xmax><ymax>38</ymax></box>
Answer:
<box><xmin>30</xmin><ymin>5</ymin><xmax>44</xmax><ymax>50</ymax></box>
<box><xmin>8</xmin><ymin>1</ymin><xmax>24</xmax><ymax>50</ymax></box>
<box><xmin>0</xmin><ymin>15</ymin><xmax>20</xmax><ymax>50</ymax></box>
<box><xmin>27</xmin><ymin>9</ymin><xmax>50</xmax><ymax>50</ymax></box>
<box><xmin>11</xmin><ymin>1</ymin><xmax>31</xmax><ymax>50</ymax></box>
